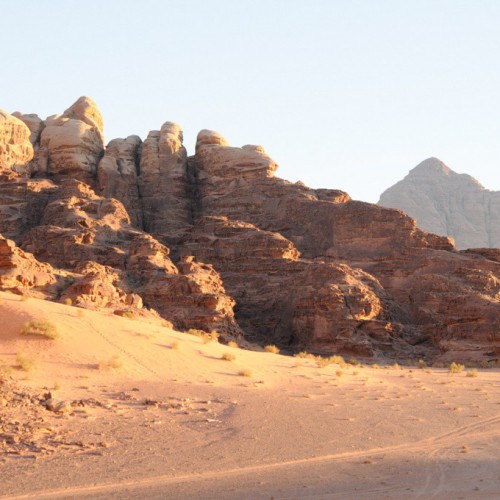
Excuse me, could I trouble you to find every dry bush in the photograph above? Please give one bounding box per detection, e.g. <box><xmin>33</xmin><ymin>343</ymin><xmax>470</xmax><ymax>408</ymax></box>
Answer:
<box><xmin>294</xmin><ymin>351</ymin><xmax>316</xmax><ymax>359</ymax></box>
<box><xmin>99</xmin><ymin>355</ymin><xmax>123</xmax><ymax>370</ymax></box>
<box><xmin>264</xmin><ymin>344</ymin><xmax>280</xmax><ymax>354</ymax></box>
<box><xmin>170</xmin><ymin>341</ymin><xmax>179</xmax><ymax>350</ymax></box>
<box><xmin>122</xmin><ymin>311</ymin><xmax>135</xmax><ymax>319</ymax></box>
<box><xmin>348</xmin><ymin>357</ymin><xmax>360</xmax><ymax>366</ymax></box>
<box><xmin>418</xmin><ymin>359</ymin><xmax>427</xmax><ymax>368</ymax></box>
<box><xmin>63</xmin><ymin>298</ymin><xmax>73</xmax><ymax>306</ymax></box>
<box><xmin>16</xmin><ymin>351</ymin><xmax>35</xmax><ymax>371</ymax></box>
<box><xmin>466</xmin><ymin>369</ymin><xmax>478</xmax><ymax>378</ymax></box>
<box><xmin>228</xmin><ymin>341</ymin><xmax>239</xmax><ymax>349</ymax></box>
<box><xmin>20</xmin><ymin>320</ymin><xmax>58</xmax><ymax>340</ymax></box>
<box><xmin>162</xmin><ymin>319</ymin><xmax>174</xmax><ymax>329</ymax></box>
<box><xmin>186</xmin><ymin>328</ymin><xmax>218</xmax><ymax>344</ymax></box>
<box><xmin>238</xmin><ymin>368</ymin><xmax>252</xmax><ymax>377</ymax></box>
<box><xmin>448</xmin><ymin>362</ymin><xmax>465</xmax><ymax>374</ymax></box>
<box><xmin>221</xmin><ymin>352</ymin><xmax>236</xmax><ymax>362</ymax></box>
<box><xmin>335</xmin><ymin>369</ymin><xmax>344</xmax><ymax>378</ymax></box>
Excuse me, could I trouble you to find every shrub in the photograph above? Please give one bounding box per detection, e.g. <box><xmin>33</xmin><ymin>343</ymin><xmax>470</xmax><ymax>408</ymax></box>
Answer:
<box><xmin>99</xmin><ymin>355</ymin><xmax>123</xmax><ymax>370</ymax></box>
<box><xmin>63</xmin><ymin>298</ymin><xmax>73</xmax><ymax>306</ymax></box>
<box><xmin>20</xmin><ymin>320</ymin><xmax>58</xmax><ymax>340</ymax></box>
<box><xmin>122</xmin><ymin>311</ymin><xmax>135</xmax><ymax>319</ymax></box>
<box><xmin>221</xmin><ymin>352</ymin><xmax>236</xmax><ymax>362</ymax></box>
<box><xmin>316</xmin><ymin>356</ymin><xmax>332</xmax><ymax>368</ymax></box>
<box><xmin>348</xmin><ymin>357</ymin><xmax>360</xmax><ymax>366</ymax></box>
<box><xmin>448</xmin><ymin>362</ymin><xmax>465</xmax><ymax>374</ymax></box>
<box><xmin>294</xmin><ymin>351</ymin><xmax>315</xmax><ymax>359</ymax></box>
<box><xmin>238</xmin><ymin>368</ymin><xmax>252</xmax><ymax>377</ymax></box>
<box><xmin>418</xmin><ymin>359</ymin><xmax>427</xmax><ymax>368</ymax></box>
<box><xmin>16</xmin><ymin>351</ymin><xmax>35</xmax><ymax>371</ymax></box>
<box><xmin>170</xmin><ymin>341</ymin><xmax>179</xmax><ymax>350</ymax></box>
<box><xmin>466</xmin><ymin>369</ymin><xmax>478</xmax><ymax>378</ymax></box>
<box><xmin>330</xmin><ymin>355</ymin><xmax>346</xmax><ymax>365</ymax></box>
<box><xmin>264</xmin><ymin>344</ymin><xmax>280</xmax><ymax>354</ymax></box>
<box><xmin>186</xmin><ymin>328</ymin><xmax>219</xmax><ymax>343</ymax></box>
<box><xmin>335</xmin><ymin>369</ymin><xmax>344</xmax><ymax>378</ymax></box>
<box><xmin>228</xmin><ymin>341</ymin><xmax>238</xmax><ymax>349</ymax></box>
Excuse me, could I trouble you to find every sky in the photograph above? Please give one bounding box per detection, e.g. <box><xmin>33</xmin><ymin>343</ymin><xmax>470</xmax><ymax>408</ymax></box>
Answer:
<box><xmin>1</xmin><ymin>0</ymin><xmax>500</xmax><ymax>202</ymax></box>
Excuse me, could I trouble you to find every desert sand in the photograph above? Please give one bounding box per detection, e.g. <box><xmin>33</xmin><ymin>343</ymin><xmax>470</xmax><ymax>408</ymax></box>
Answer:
<box><xmin>0</xmin><ymin>291</ymin><xmax>499</xmax><ymax>499</ymax></box>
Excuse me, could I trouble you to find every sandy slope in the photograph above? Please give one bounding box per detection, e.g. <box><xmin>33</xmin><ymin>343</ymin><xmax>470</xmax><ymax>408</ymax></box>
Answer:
<box><xmin>0</xmin><ymin>291</ymin><xmax>499</xmax><ymax>499</ymax></box>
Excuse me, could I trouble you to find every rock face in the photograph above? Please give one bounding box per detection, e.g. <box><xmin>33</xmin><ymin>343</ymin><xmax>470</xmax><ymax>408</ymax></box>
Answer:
<box><xmin>378</xmin><ymin>157</ymin><xmax>500</xmax><ymax>250</ymax></box>
<box><xmin>35</xmin><ymin>97</ymin><xmax>104</xmax><ymax>183</ymax></box>
<box><xmin>0</xmin><ymin>110</ymin><xmax>33</xmax><ymax>173</ymax></box>
<box><xmin>0</xmin><ymin>235</ymin><xmax>57</xmax><ymax>294</ymax></box>
<box><xmin>0</xmin><ymin>98</ymin><xmax>498</xmax><ymax>364</ymax></box>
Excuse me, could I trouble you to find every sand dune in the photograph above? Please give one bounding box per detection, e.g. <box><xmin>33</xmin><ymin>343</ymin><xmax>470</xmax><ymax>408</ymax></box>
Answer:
<box><xmin>1</xmin><ymin>292</ymin><xmax>499</xmax><ymax>499</ymax></box>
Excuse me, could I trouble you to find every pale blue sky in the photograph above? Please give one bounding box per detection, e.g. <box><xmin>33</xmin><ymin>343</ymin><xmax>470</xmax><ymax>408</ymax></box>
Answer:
<box><xmin>2</xmin><ymin>0</ymin><xmax>500</xmax><ymax>201</ymax></box>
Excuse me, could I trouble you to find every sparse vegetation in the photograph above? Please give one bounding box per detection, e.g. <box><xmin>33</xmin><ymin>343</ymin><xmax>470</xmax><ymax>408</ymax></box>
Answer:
<box><xmin>238</xmin><ymin>368</ymin><xmax>252</xmax><ymax>377</ymax></box>
<box><xmin>99</xmin><ymin>355</ymin><xmax>123</xmax><ymax>370</ymax></box>
<box><xmin>170</xmin><ymin>341</ymin><xmax>179</xmax><ymax>350</ymax></box>
<box><xmin>335</xmin><ymin>369</ymin><xmax>344</xmax><ymax>378</ymax></box>
<box><xmin>294</xmin><ymin>351</ymin><xmax>316</xmax><ymax>359</ymax></box>
<box><xmin>448</xmin><ymin>362</ymin><xmax>465</xmax><ymax>374</ymax></box>
<box><xmin>418</xmin><ymin>359</ymin><xmax>427</xmax><ymax>368</ymax></box>
<box><xmin>466</xmin><ymin>369</ymin><xmax>478</xmax><ymax>378</ymax></box>
<box><xmin>264</xmin><ymin>344</ymin><xmax>280</xmax><ymax>354</ymax></box>
<box><xmin>221</xmin><ymin>352</ymin><xmax>236</xmax><ymax>362</ymax></box>
<box><xmin>16</xmin><ymin>351</ymin><xmax>35</xmax><ymax>371</ymax></box>
<box><xmin>122</xmin><ymin>311</ymin><xmax>135</xmax><ymax>319</ymax></box>
<box><xmin>314</xmin><ymin>354</ymin><xmax>347</xmax><ymax>368</ymax></box>
<box><xmin>228</xmin><ymin>340</ymin><xmax>239</xmax><ymax>349</ymax></box>
<box><xmin>63</xmin><ymin>298</ymin><xmax>73</xmax><ymax>306</ymax></box>
<box><xmin>186</xmin><ymin>328</ymin><xmax>219</xmax><ymax>344</ymax></box>
<box><xmin>20</xmin><ymin>320</ymin><xmax>58</xmax><ymax>340</ymax></box>
<box><xmin>348</xmin><ymin>357</ymin><xmax>359</xmax><ymax>366</ymax></box>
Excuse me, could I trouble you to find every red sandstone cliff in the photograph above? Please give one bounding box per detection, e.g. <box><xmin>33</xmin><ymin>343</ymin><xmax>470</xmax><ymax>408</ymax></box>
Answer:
<box><xmin>1</xmin><ymin>98</ymin><xmax>498</xmax><ymax>364</ymax></box>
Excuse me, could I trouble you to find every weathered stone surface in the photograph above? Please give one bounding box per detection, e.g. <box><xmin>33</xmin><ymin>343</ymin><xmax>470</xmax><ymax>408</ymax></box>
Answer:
<box><xmin>137</xmin><ymin>122</ymin><xmax>192</xmax><ymax>234</ymax></box>
<box><xmin>1</xmin><ymin>97</ymin><xmax>498</xmax><ymax>363</ymax></box>
<box><xmin>378</xmin><ymin>157</ymin><xmax>500</xmax><ymax>250</ymax></box>
<box><xmin>35</xmin><ymin>97</ymin><xmax>104</xmax><ymax>182</ymax></box>
<box><xmin>0</xmin><ymin>171</ymin><xmax>56</xmax><ymax>241</ymax></box>
<box><xmin>61</xmin><ymin>261</ymin><xmax>143</xmax><ymax>311</ymax></box>
<box><xmin>0</xmin><ymin>110</ymin><xmax>33</xmax><ymax>174</ymax></box>
<box><xmin>97</xmin><ymin>135</ymin><xmax>142</xmax><ymax>227</ymax></box>
<box><xmin>180</xmin><ymin>216</ymin><xmax>402</xmax><ymax>357</ymax></box>
<box><xmin>11</xmin><ymin>112</ymin><xmax>44</xmax><ymax>146</ymax></box>
<box><xmin>0</xmin><ymin>234</ymin><xmax>56</xmax><ymax>292</ymax></box>
<box><xmin>127</xmin><ymin>234</ymin><xmax>242</xmax><ymax>339</ymax></box>
<box><xmin>190</xmin><ymin>131</ymin><xmax>498</xmax><ymax>362</ymax></box>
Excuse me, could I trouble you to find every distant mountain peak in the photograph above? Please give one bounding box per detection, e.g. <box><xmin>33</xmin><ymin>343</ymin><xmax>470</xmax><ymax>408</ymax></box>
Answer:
<box><xmin>379</xmin><ymin>158</ymin><xmax>500</xmax><ymax>249</ymax></box>
<box><xmin>409</xmin><ymin>157</ymin><xmax>452</xmax><ymax>176</ymax></box>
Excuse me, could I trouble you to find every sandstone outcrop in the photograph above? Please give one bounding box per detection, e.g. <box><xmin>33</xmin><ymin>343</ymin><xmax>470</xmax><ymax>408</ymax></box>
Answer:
<box><xmin>35</xmin><ymin>97</ymin><xmax>104</xmax><ymax>182</ymax></box>
<box><xmin>0</xmin><ymin>97</ymin><xmax>498</xmax><ymax>363</ymax></box>
<box><xmin>0</xmin><ymin>110</ymin><xmax>33</xmax><ymax>174</ymax></box>
<box><xmin>378</xmin><ymin>157</ymin><xmax>500</xmax><ymax>250</ymax></box>
<box><xmin>180</xmin><ymin>216</ymin><xmax>402</xmax><ymax>357</ymax></box>
<box><xmin>0</xmin><ymin>234</ymin><xmax>56</xmax><ymax>293</ymax></box>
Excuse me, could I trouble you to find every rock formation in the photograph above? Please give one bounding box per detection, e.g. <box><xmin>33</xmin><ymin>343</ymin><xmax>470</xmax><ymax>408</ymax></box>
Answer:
<box><xmin>0</xmin><ymin>98</ymin><xmax>498</xmax><ymax>364</ymax></box>
<box><xmin>378</xmin><ymin>157</ymin><xmax>500</xmax><ymax>250</ymax></box>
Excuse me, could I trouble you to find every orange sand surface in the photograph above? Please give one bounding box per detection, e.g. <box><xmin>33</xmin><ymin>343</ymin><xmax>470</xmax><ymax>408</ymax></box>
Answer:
<box><xmin>0</xmin><ymin>292</ymin><xmax>499</xmax><ymax>499</ymax></box>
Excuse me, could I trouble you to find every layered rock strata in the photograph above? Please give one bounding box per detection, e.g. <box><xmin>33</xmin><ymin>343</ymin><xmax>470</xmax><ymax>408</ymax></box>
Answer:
<box><xmin>0</xmin><ymin>98</ymin><xmax>498</xmax><ymax>363</ymax></box>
